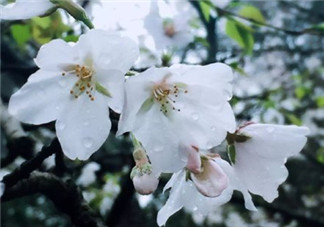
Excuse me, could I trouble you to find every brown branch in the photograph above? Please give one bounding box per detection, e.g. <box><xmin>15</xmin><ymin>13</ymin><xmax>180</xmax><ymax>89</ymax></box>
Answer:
<box><xmin>1</xmin><ymin>172</ymin><xmax>105</xmax><ymax>227</ymax></box>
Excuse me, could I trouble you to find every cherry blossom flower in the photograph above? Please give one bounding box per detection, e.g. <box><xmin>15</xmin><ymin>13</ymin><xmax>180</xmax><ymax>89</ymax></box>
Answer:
<box><xmin>157</xmin><ymin>157</ymin><xmax>235</xmax><ymax>226</ymax></box>
<box><xmin>118</xmin><ymin>63</ymin><xmax>236</xmax><ymax>173</ymax></box>
<box><xmin>0</xmin><ymin>0</ymin><xmax>55</xmax><ymax>20</ymax></box>
<box><xmin>144</xmin><ymin>1</ymin><xmax>196</xmax><ymax>51</ymax></box>
<box><xmin>232</xmin><ymin>123</ymin><xmax>310</xmax><ymax>204</ymax></box>
<box><xmin>8</xmin><ymin>29</ymin><xmax>139</xmax><ymax>160</ymax></box>
<box><xmin>77</xmin><ymin>162</ymin><xmax>100</xmax><ymax>187</ymax></box>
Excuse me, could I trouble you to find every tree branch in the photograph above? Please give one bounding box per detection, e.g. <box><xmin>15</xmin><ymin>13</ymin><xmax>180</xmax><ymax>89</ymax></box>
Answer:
<box><xmin>2</xmin><ymin>138</ymin><xmax>60</xmax><ymax>188</ymax></box>
<box><xmin>2</xmin><ymin>171</ymin><xmax>105</xmax><ymax>227</ymax></box>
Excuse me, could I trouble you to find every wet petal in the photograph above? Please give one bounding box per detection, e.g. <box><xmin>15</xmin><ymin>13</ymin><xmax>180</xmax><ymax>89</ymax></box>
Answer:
<box><xmin>56</xmin><ymin>93</ymin><xmax>111</xmax><ymax>160</ymax></box>
<box><xmin>234</xmin><ymin>124</ymin><xmax>309</xmax><ymax>202</ymax></box>
<box><xmin>76</xmin><ymin>29</ymin><xmax>139</xmax><ymax>74</ymax></box>
<box><xmin>8</xmin><ymin>70</ymin><xmax>76</xmax><ymax>125</ymax></box>
<box><xmin>191</xmin><ymin>159</ymin><xmax>228</xmax><ymax>197</ymax></box>
<box><xmin>35</xmin><ymin>39</ymin><xmax>79</xmax><ymax>71</ymax></box>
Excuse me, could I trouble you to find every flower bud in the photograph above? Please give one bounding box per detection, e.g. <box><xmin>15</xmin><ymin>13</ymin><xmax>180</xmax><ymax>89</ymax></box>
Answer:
<box><xmin>191</xmin><ymin>158</ymin><xmax>228</xmax><ymax>197</ymax></box>
<box><xmin>132</xmin><ymin>170</ymin><xmax>159</xmax><ymax>195</ymax></box>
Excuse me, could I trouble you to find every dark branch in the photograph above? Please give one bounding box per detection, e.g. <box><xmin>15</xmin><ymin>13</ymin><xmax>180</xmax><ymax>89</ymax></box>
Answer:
<box><xmin>2</xmin><ymin>172</ymin><xmax>105</xmax><ymax>227</ymax></box>
<box><xmin>2</xmin><ymin>138</ymin><xmax>60</xmax><ymax>188</ymax></box>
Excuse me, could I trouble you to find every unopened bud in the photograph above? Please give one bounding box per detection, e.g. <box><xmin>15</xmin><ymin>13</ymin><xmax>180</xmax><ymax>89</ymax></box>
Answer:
<box><xmin>191</xmin><ymin>158</ymin><xmax>228</xmax><ymax>197</ymax></box>
<box><xmin>132</xmin><ymin>171</ymin><xmax>159</xmax><ymax>195</ymax></box>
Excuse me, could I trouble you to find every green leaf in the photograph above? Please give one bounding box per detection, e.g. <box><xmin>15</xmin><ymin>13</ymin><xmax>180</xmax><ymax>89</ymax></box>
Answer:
<box><xmin>285</xmin><ymin>113</ymin><xmax>302</xmax><ymax>126</ymax></box>
<box><xmin>316</xmin><ymin>96</ymin><xmax>324</xmax><ymax>107</ymax></box>
<box><xmin>10</xmin><ymin>24</ymin><xmax>31</xmax><ymax>47</ymax></box>
<box><xmin>239</xmin><ymin>5</ymin><xmax>265</xmax><ymax>24</ymax></box>
<box><xmin>295</xmin><ymin>87</ymin><xmax>306</xmax><ymax>99</ymax></box>
<box><xmin>227</xmin><ymin>144</ymin><xmax>236</xmax><ymax>164</ymax></box>
<box><xmin>316</xmin><ymin>147</ymin><xmax>324</xmax><ymax>164</ymax></box>
<box><xmin>229</xmin><ymin>62</ymin><xmax>248</xmax><ymax>76</ymax></box>
<box><xmin>199</xmin><ymin>1</ymin><xmax>211</xmax><ymax>22</ymax></box>
<box><xmin>225</xmin><ymin>19</ymin><xmax>254</xmax><ymax>54</ymax></box>
<box><xmin>31</xmin><ymin>17</ymin><xmax>51</xmax><ymax>29</ymax></box>
<box><xmin>96</xmin><ymin>82</ymin><xmax>112</xmax><ymax>98</ymax></box>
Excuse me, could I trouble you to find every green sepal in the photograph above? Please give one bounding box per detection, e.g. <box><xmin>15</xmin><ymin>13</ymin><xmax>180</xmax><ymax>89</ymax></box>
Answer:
<box><xmin>185</xmin><ymin>170</ymin><xmax>191</xmax><ymax>181</ymax></box>
<box><xmin>227</xmin><ymin>144</ymin><xmax>236</xmax><ymax>164</ymax></box>
<box><xmin>130</xmin><ymin>166</ymin><xmax>137</xmax><ymax>179</ymax></box>
<box><xmin>96</xmin><ymin>82</ymin><xmax>112</xmax><ymax>98</ymax></box>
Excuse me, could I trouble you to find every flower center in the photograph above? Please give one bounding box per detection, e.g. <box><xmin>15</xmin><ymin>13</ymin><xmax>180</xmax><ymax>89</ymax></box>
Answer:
<box><xmin>152</xmin><ymin>79</ymin><xmax>188</xmax><ymax>114</ymax></box>
<box><xmin>163</xmin><ymin>19</ymin><xmax>176</xmax><ymax>37</ymax></box>
<box><xmin>61</xmin><ymin>64</ymin><xmax>96</xmax><ymax>101</ymax></box>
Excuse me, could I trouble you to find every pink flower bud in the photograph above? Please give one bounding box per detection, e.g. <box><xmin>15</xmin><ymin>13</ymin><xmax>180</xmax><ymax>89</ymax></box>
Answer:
<box><xmin>186</xmin><ymin>146</ymin><xmax>201</xmax><ymax>174</ymax></box>
<box><xmin>132</xmin><ymin>173</ymin><xmax>159</xmax><ymax>195</ymax></box>
<box><xmin>191</xmin><ymin>158</ymin><xmax>228</xmax><ymax>197</ymax></box>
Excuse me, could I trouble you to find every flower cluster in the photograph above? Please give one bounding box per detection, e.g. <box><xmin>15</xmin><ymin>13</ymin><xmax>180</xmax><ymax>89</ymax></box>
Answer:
<box><xmin>3</xmin><ymin>2</ymin><xmax>310</xmax><ymax>226</ymax></box>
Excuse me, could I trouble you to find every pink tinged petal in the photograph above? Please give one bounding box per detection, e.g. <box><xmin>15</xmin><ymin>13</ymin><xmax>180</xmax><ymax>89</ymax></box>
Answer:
<box><xmin>1</xmin><ymin>0</ymin><xmax>55</xmax><ymax>20</ymax></box>
<box><xmin>8</xmin><ymin>70</ymin><xmax>77</xmax><ymax>125</ymax></box>
<box><xmin>76</xmin><ymin>29</ymin><xmax>139</xmax><ymax>74</ymax></box>
<box><xmin>35</xmin><ymin>39</ymin><xmax>79</xmax><ymax>71</ymax></box>
<box><xmin>191</xmin><ymin>159</ymin><xmax>229</xmax><ymax>197</ymax></box>
<box><xmin>95</xmin><ymin>69</ymin><xmax>125</xmax><ymax>113</ymax></box>
<box><xmin>133</xmin><ymin>173</ymin><xmax>159</xmax><ymax>195</ymax></box>
<box><xmin>186</xmin><ymin>146</ymin><xmax>201</xmax><ymax>174</ymax></box>
<box><xmin>234</xmin><ymin>124</ymin><xmax>309</xmax><ymax>203</ymax></box>
<box><xmin>56</xmin><ymin>93</ymin><xmax>111</xmax><ymax>160</ymax></box>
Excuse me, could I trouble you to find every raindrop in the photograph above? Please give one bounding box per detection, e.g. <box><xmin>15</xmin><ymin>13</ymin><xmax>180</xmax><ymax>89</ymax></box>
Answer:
<box><xmin>83</xmin><ymin>121</ymin><xmax>90</xmax><ymax>126</ymax></box>
<box><xmin>191</xmin><ymin>113</ymin><xmax>199</xmax><ymax>121</ymax></box>
<box><xmin>58</xmin><ymin>79</ymin><xmax>67</xmax><ymax>88</ymax></box>
<box><xmin>55</xmin><ymin>105</ymin><xmax>61</xmax><ymax>111</ymax></box>
<box><xmin>83</xmin><ymin>137</ymin><xmax>94</xmax><ymax>148</ymax></box>
<box><xmin>193</xmin><ymin>206</ymin><xmax>198</xmax><ymax>211</ymax></box>
<box><xmin>266</xmin><ymin>127</ymin><xmax>275</xmax><ymax>133</ymax></box>
<box><xmin>210</xmin><ymin>126</ymin><xmax>216</xmax><ymax>131</ymax></box>
<box><xmin>154</xmin><ymin>146</ymin><xmax>163</xmax><ymax>153</ymax></box>
<box><xmin>57</xmin><ymin>121</ymin><xmax>65</xmax><ymax>130</ymax></box>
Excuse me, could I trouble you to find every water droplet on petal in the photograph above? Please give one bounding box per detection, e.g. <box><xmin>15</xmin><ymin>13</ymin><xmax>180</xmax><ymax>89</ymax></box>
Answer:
<box><xmin>83</xmin><ymin>137</ymin><xmax>94</xmax><ymax>149</ymax></box>
<box><xmin>210</xmin><ymin>126</ymin><xmax>216</xmax><ymax>131</ymax></box>
<box><xmin>191</xmin><ymin>113</ymin><xmax>199</xmax><ymax>121</ymax></box>
<box><xmin>57</xmin><ymin>121</ymin><xmax>65</xmax><ymax>130</ymax></box>
<box><xmin>154</xmin><ymin>146</ymin><xmax>163</xmax><ymax>153</ymax></box>
<box><xmin>83</xmin><ymin>121</ymin><xmax>90</xmax><ymax>126</ymax></box>
<box><xmin>193</xmin><ymin>206</ymin><xmax>198</xmax><ymax>211</ymax></box>
<box><xmin>58</xmin><ymin>79</ymin><xmax>67</xmax><ymax>88</ymax></box>
<box><xmin>266</xmin><ymin>127</ymin><xmax>275</xmax><ymax>133</ymax></box>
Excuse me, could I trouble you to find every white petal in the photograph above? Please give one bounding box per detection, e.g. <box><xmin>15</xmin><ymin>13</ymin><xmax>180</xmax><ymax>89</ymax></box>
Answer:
<box><xmin>95</xmin><ymin>69</ymin><xmax>125</xmax><ymax>113</ymax></box>
<box><xmin>191</xmin><ymin>159</ymin><xmax>228</xmax><ymax>197</ymax></box>
<box><xmin>76</xmin><ymin>29</ymin><xmax>139</xmax><ymax>74</ymax></box>
<box><xmin>56</xmin><ymin>93</ymin><xmax>111</xmax><ymax>160</ymax></box>
<box><xmin>133</xmin><ymin>173</ymin><xmax>159</xmax><ymax>195</ymax></box>
<box><xmin>35</xmin><ymin>39</ymin><xmax>79</xmax><ymax>71</ymax></box>
<box><xmin>186</xmin><ymin>146</ymin><xmax>201</xmax><ymax>174</ymax></box>
<box><xmin>8</xmin><ymin>70</ymin><xmax>77</xmax><ymax>125</ymax></box>
<box><xmin>117</xmin><ymin>67</ymin><xmax>169</xmax><ymax>136</ymax></box>
<box><xmin>157</xmin><ymin>171</ymin><xmax>186</xmax><ymax>226</ymax></box>
<box><xmin>170</xmin><ymin>84</ymin><xmax>236</xmax><ymax>148</ymax></box>
<box><xmin>234</xmin><ymin>124</ymin><xmax>309</xmax><ymax>202</ymax></box>
<box><xmin>1</xmin><ymin>0</ymin><xmax>54</xmax><ymax>20</ymax></box>
<box><xmin>133</xmin><ymin>103</ymin><xmax>185</xmax><ymax>173</ymax></box>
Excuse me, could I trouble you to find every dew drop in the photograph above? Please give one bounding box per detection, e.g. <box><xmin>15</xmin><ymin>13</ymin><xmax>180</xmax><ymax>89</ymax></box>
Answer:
<box><xmin>193</xmin><ymin>206</ymin><xmax>198</xmax><ymax>211</ymax></box>
<box><xmin>210</xmin><ymin>126</ymin><xmax>216</xmax><ymax>131</ymax></box>
<box><xmin>58</xmin><ymin>79</ymin><xmax>67</xmax><ymax>88</ymax></box>
<box><xmin>191</xmin><ymin>113</ymin><xmax>199</xmax><ymax>121</ymax></box>
<box><xmin>57</xmin><ymin>121</ymin><xmax>65</xmax><ymax>130</ymax></box>
<box><xmin>266</xmin><ymin>127</ymin><xmax>275</xmax><ymax>133</ymax></box>
<box><xmin>83</xmin><ymin>137</ymin><xmax>94</xmax><ymax>149</ymax></box>
<box><xmin>83</xmin><ymin>121</ymin><xmax>90</xmax><ymax>126</ymax></box>
<box><xmin>154</xmin><ymin>146</ymin><xmax>163</xmax><ymax>153</ymax></box>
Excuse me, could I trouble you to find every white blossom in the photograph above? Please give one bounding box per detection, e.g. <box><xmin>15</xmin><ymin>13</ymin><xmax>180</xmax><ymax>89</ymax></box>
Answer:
<box><xmin>233</xmin><ymin>123</ymin><xmax>310</xmax><ymax>205</ymax></box>
<box><xmin>0</xmin><ymin>0</ymin><xmax>55</xmax><ymax>20</ymax></box>
<box><xmin>118</xmin><ymin>63</ymin><xmax>235</xmax><ymax>173</ymax></box>
<box><xmin>77</xmin><ymin>162</ymin><xmax>100</xmax><ymax>187</ymax></box>
<box><xmin>8</xmin><ymin>29</ymin><xmax>139</xmax><ymax>160</ymax></box>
